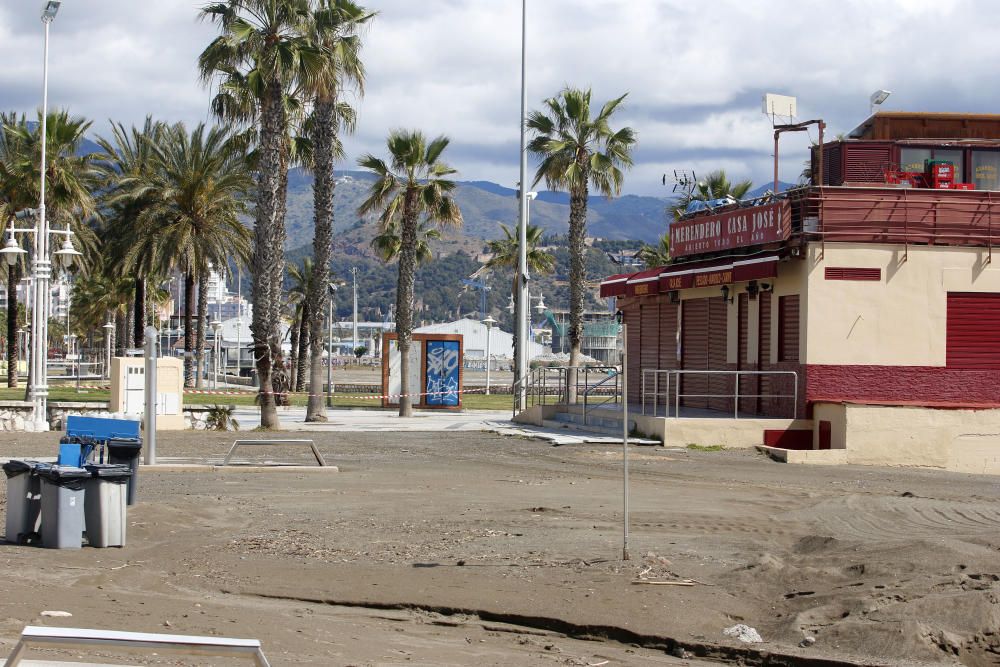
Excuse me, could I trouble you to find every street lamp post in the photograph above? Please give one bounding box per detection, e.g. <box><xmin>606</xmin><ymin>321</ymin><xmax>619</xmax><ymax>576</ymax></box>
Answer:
<box><xmin>515</xmin><ymin>0</ymin><xmax>530</xmax><ymax>412</ymax></box>
<box><xmin>2</xmin><ymin>2</ymin><xmax>66</xmax><ymax>430</ymax></box>
<box><xmin>482</xmin><ymin>315</ymin><xmax>496</xmax><ymax>395</ymax></box>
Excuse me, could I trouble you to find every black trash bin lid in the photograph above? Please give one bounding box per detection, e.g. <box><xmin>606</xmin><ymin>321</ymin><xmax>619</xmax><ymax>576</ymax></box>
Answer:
<box><xmin>36</xmin><ymin>465</ymin><xmax>91</xmax><ymax>482</ymax></box>
<box><xmin>2</xmin><ymin>460</ymin><xmax>34</xmax><ymax>476</ymax></box>
<box><xmin>107</xmin><ymin>438</ymin><xmax>142</xmax><ymax>451</ymax></box>
<box><xmin>85</xmin><ymin>463</ymin><xmax>133</xmax><ymax>478</ymax></box>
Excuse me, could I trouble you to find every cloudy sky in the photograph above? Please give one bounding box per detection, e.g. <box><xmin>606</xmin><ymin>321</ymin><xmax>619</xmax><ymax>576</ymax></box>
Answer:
<box><xmin>1</xmin><ymin>0</ymin><xmax>998</xmax><ymax>196</ymax></box>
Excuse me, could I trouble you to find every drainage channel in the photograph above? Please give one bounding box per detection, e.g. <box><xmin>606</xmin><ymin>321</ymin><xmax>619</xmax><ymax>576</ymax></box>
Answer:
<box><xmin>236</xmin><ymin>591</ymin><xmax>874</xmax><ymax>667</ymax></box>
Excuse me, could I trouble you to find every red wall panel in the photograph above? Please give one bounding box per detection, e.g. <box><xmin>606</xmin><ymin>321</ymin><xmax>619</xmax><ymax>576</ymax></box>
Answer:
<box><xmin>807</xmin><ymin>364</ymin><xmax>1000</xmax><ymax>407</ymax></box>
<box><xmin>947</xmin><ymin>292</ymin><xmax>1000</xmax><ymax>369</ymax></box>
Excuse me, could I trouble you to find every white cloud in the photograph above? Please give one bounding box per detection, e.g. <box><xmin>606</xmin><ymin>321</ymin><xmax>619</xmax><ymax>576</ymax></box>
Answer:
<box><xmin>0</xmin><ymin>0</ymin><xmax>998</xmax><ymax>195</ymax></box>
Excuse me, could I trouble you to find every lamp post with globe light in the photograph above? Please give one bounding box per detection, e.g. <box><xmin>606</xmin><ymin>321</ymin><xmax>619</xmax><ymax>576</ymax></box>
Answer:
<box><xmin>211</xmin><ymin>319</ymin><xmax>223</xmax><ymax>390</ymax></box>
<box><xmin>2</xmin><ymin>208</ymin><xmax>82</xmax><ymax>430</ymax></box>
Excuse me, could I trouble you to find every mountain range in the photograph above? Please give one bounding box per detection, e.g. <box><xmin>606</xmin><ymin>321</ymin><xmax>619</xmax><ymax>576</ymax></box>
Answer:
<box><xmin>283</xmin><ymin>168</ymin><xmax>671</xmax><ymax>251</ymax></box>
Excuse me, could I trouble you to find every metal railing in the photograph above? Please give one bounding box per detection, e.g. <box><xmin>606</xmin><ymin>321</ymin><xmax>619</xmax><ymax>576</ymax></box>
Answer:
<box><xmin>641</xmin><ymin>369</ymin><xmax>798</xmax><ymax>419</ymax></box>
<box><xmin>512</xmin><ymin>365</ymin><xmax>621</xmax><ymax>419</ymax></box>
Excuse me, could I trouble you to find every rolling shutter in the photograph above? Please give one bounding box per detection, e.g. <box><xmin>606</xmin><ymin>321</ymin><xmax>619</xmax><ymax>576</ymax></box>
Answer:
<box><xmin>659</xmin><ymin>301</ymin><xmax>679</xmax><ymax>369</ymax></box>
<box><xmin>737</xmin><ymin>293</ymin><xmax>754</xmax><ymax>414</ymax></box>
<box><xmin>707</xmin><ymin>297</ymin><xmax>731</xmax><ymax>413</ymax></box>
<box><xmin>640</xmin><ymin>302</ymin><xmax>659</xmax><ymax>375</ymax></box>
<box><xmin>625</xmin><ymin>305</ymin><xmax>642</xmax><ymax>404</ymax></box>
<box><xmin>778</xmin><ymin>295</ymin><xmax>800</xmax><ymax>362</ymax></box>
<box><xmin>758</xmin><ymin>292</ymin><xmax>772</xmax><ymax>415</ymax></box>
<box><xmin>947</xmin><ymin>292</ymin><xmax>1000</xmax><ymax>369</ymax></box>
<box><xmin>681</xmin><ymin>298</ymin><xmax>710</xmax><ymax>409</ymax></box>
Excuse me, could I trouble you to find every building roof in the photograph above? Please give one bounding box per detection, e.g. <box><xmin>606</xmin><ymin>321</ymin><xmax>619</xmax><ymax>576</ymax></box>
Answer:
<box><xmin>848</xmin><ymin>111</ymin><xmax>1000</xmax><ymax>141</ymax></box>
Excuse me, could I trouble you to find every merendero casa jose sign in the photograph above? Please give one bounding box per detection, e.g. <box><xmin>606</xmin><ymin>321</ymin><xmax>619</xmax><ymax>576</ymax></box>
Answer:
<box><xmin>670</xmin><ymin>201</ymin><xmax>791</xmax><ymax>259</ymax></box>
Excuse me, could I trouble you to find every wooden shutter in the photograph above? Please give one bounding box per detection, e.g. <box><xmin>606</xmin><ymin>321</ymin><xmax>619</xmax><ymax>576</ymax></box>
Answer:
<box><xmin>681</xmin><ymin>298</ymin><xmax>709</xmax><ymax>409</ymax></box>
<box><xmin>737</xmin><ymin>293</ymin><xmax>754</xmax><ymax>414</ymax></box>
<box><xmin>778</xmin><ymin>295</ymin><xmax>800</xmax><ymax>362</ymax></box>
<box><xmin>708</xmin><ymin>297</ymin><xmax>730</xmax><ymax>413</ymax></box>
<box><xmin>947</xmin><ymin>292</ymin><xmax>1000</xmax><ymax>369</ymax></box>
<box><xmin>625</xmin><ymin>305</ymin><xmax>642</xmax><ymax>404</ymax></box>
<box><xmin>640</xmin><ymin>302</ymin><xmax>659</xmax><ymax>374</ymax></box>
<box><xmin>758</xmin><ymin>292</ymin><xmax>773</xmax><ymax>415</ymax></box>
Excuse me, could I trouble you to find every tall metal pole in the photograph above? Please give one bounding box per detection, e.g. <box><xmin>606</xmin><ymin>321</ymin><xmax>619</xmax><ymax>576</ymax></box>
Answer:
<box><xmin>143</xmin><ymin>326</ymin><xmax>158</xmax><ymax>465</ymax></box>
<box><xmin>621</xmin><ymin>320</ymin><xmax>630</xmax><ymax>561</ymax></box>
<box><xmin>515</xmin><ymin>0</ymin><xmax>530</xmax><ymax>411</ymax></box>
<box><xmin>351</xmin><ymin>266</ymin><xmax>359</xmax><ymax>354</ymax></box>
<box><xmin>485</xmin><ymin>321</ymin><xmax>492</xmax><ymax>396</ymax></box>
<box><xmin>327</xmin><ymin>295</ymin><xmax>334</xmax><ymax>407</ymax></box>
<box><xmin>236</xmin><ymin>268</ymin><xmax>241</xmax><ymax>375</ymax></box>
<box><xmin>30</xmin><ymin>13</ymin><xmax>54</xmax><ymax>431</ymax></box>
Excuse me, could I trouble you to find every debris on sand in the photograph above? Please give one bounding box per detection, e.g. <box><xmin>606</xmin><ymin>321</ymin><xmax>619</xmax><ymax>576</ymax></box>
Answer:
<box><xmin>723</xmin><ymin>624</ymin><xmax>763</xmax><ymax>643</ymax></box>
<box><xmin>40</xmin><ymin>610</ymin><xmax>72</xmax><ymax>618</ymax></box>
<box><xmin>800</xmin><ymin>635</ymin><xmax>816</xmax><ymax>648</ymax></box>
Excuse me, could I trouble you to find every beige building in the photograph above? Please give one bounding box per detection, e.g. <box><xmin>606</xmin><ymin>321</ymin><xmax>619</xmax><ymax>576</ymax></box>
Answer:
<box><xmin>601</xmin><ymin>112</ymin><xmax>1000</xmax><ymax>474</ymax></box>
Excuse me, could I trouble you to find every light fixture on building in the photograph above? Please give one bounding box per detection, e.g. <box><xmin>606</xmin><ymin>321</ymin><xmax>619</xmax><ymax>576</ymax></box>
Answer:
<box><xmin>760</xmin><ymin>282</ymin><xmax>773</xmax><ymax>293</ymax></box>
<box><xmin>720</xmin><ymin>285</ymin><xmax>734</xmax><ymax>304</ymax></box>
<box><xmin>668</xmin><ymin>290</ymin><xmax>680</xmax><ymax>304</ymax></box>
<box><xmin>747</xmin><ymin>281</ymin><xmax>759</xmax><ymax>301</ymax></box>
<box><xmin>870</xmin><ymin>89</ymin><xmax>891</xmax><ymax>115</ymax></box>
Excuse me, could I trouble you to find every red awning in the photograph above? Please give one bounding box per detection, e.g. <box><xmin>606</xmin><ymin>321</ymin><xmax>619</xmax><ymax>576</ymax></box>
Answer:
<box><xmin>599</xmin><ymin>273</ymin><xmax>630</xmax><ymax>298</ymax></box>
<box><xmin>659</xmin><ymin>253</ymin><xmax>780</xmax><ymax>291</ymax></box>
<box><xmin>601</xmin><ymin>253</ymin><xmax>782</xmax><ymax>299</ymax></box>
<box><xmin>624</xmin><ymin>267</ymin><xmax>664</xmax><ymax>297</ymax></box>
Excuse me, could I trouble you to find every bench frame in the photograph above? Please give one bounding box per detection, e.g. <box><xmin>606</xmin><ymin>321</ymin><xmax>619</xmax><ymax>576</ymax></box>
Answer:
<box><xmin>5</xmin><ymin>625</ymin><xmax>271</xmax><ymax>666</ymax></box>
<box><xmin>222</xmin><ymin>439</ymin><xmax>327</xmax><ymax>467</ymax></box>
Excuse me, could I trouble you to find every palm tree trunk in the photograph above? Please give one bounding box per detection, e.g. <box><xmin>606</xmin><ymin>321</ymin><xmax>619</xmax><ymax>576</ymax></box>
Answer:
<box><xmin>250</xmin><ymin>80</ymin><xmax>286</xmax><ymax>429</ymax></box>
<box><xmin>184</xmin><ymin>271</ymin><xmax>195</xmax><ymax>388</ymax></box>
<box><xmin>289</xmin><ymin>309</ymin><xmax>300</xmax><ymax>391</ymax></box>
<box><xmin>567</xmin><ymin>182</ymin><xmax>589</xmax><ymax>404</ymax></box>
<box><xmin>123</xmin><ymin>298</ymin><xmax>135</xmax><ymax>357</ymax></box>
<box><xmin>295</xmin><ymin>304</ymin><xmax>308</xmax><ymax>393</ymax></box>
<box><xmin>133</xmin><ymin>277</ymin><xmax>145</xmax><ymax>348</ymax></box>
<box><xmin>305</xmin><ymin>97</ymin><xmax>336</xmax><ymax>422</ymax></box>
<box><xmin>396</xmin><ymin>193</ymin><xmax>419</xmax><ymax>417</ymax></box>
<box><xmin>7</xmin><ymin>264</ymin><xmax>20</xmax><ymax>388</ymax></box>
<box><xmin>195</xmin><ymin>267</ymin><xmax>208</xmax><ymax>389</ymax></box>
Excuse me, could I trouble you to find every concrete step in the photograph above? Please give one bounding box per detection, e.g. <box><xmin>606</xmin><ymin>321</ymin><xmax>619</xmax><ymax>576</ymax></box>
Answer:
<box><xmin>544</xmin><ymin>419</ymin><xmax>636</xmax><ymax>438</ymax></box>
<box><xmin>549</xmin><ymin>411</ymin><xmax>635</xmax><ymax>433</ymax></box>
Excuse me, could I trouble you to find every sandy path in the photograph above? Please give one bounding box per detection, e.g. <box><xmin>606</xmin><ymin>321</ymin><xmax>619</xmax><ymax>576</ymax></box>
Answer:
<box><xmin>1</xmin><ymin>430</ymin><xmax>999</xmax><ymax>665</ymax></box>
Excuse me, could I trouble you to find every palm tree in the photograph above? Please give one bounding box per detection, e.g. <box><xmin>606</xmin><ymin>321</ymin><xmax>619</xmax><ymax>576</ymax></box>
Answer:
<box><xmin>94</xmin><ymin>117</ymin><xmax>168</xmax><ymax>349</ymax></box>
<box><xmin>302</xmin><ymin>0</ymin><xmax>373</xmax><ymax>422</ymax></box>
<box><xmin>357</xmin><ymin>130</ymin><xmax>463</xmax><ymax>417</ymax></box>
<box><xmin>636</xmin><ymin>233</ymin><xmax>671</xmax><ymax>269</ymax></box>
<box><xmin>527</xmin><ymin>87</ymin><xmax>636</xmax><ymax>393</ymax></box>
<box><xmin>670</xmin><ymin>169</ymin><xmax>753</xmax><ymax>220</ymax></box>
<box><xmin>0</xmin><ymin>110</ymin><xmax>99</xmax><ymax>391</ymax></box>
<box><xmin>116</xmin><ymin>122</ymin><xmax>252</xmax><ymax>387</ymax></box>
<box><xmin>199</xmin><ymin>0</ymin><xmax>324</xmax><ymax>427</ymax></box>
<box><xmin>370</xmin><ymin>219</ymin><xmax>441</xmax><ymax>264</ymax></box>
<box><xmin>286</xmin><ymin>257</ymin><xmax>314</xmax><ymax>392</ymax></box>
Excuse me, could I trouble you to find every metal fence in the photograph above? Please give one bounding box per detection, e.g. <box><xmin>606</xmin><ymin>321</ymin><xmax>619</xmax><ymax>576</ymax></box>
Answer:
<box><xmin>641</xmin><ymin>369</ymin><xmax>798</xmax><ymax>419</ymax></box>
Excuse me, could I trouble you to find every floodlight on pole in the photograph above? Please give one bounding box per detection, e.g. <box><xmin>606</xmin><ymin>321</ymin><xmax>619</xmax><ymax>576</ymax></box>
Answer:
<box><xmin>42</xmin><ymin>1</ymin><xmax>61</xmax><ymax>21</ymax></box>
<box><xmin>870</xmin><ymin>89</ymin><xmax>891</xmax><ymax>114</ymax></box>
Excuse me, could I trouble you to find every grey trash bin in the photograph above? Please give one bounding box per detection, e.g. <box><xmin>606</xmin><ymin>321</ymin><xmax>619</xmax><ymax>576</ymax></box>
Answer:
<box><xmin>107</xmin><ymin>438</ymin><xmax>141</xmax><ymax>506</ymax></box>
<box><xmin>84</xmin><ymin>464</ymin><xmax>131</xmax><ymax>548</ymax></box>
<box><xmin>37</xmin><ymin>465</ymin><xmax>89</xmax><ymax>549</ymax></box>
<box><xmin>3</xmin><ymin>460</ymin><xmax>41</xmax><ymax>544</ymax></box>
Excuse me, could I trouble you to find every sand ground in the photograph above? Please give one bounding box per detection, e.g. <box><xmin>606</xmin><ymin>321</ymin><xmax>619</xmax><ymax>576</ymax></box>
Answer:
<box><xmin>1</xmin><ymin>430</ymin><xmax>999</xmax><ymax>666</ymax></box>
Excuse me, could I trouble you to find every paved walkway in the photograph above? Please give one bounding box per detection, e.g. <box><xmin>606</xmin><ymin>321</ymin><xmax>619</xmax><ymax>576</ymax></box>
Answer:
<box><xmin>231</xmin><ymin>406</ymin><xmax>511</xmax><ymax>432</ymax></box>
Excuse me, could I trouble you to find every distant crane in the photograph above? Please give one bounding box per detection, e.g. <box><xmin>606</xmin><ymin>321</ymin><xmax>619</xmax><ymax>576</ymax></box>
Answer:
<box><xmin>461</xmin><ymin>277</ymin><xmax>491</xmax><ymax>320</ymax></box>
